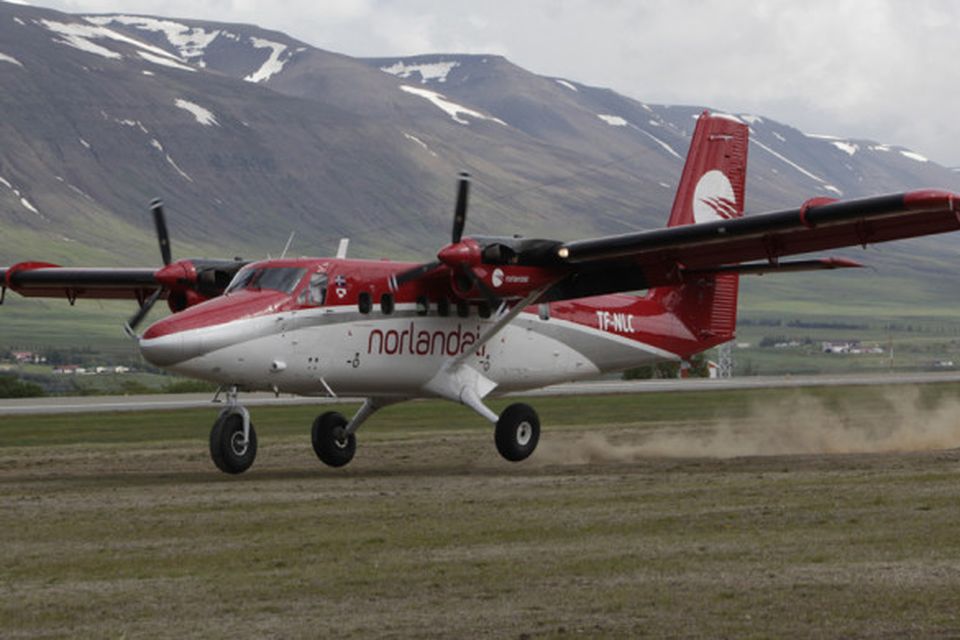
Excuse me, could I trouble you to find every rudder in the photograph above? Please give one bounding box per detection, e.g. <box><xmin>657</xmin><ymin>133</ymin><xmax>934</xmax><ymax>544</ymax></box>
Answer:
<box><xmin>656</xmin><ymin>112</ymin><xmax>749</xmax><ymax>347</ymax></box>
<box><xmin>667</xmin><ymin>111</ymin><xmax>748</xmax><ymax>228</ymax></box>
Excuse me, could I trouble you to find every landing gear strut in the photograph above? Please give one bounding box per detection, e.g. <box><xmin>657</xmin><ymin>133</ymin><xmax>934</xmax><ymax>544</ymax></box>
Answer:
<box><xmin>209</xmin><ymin>387</ymin><xmax>258</xmax><ymax>474</ymax></box>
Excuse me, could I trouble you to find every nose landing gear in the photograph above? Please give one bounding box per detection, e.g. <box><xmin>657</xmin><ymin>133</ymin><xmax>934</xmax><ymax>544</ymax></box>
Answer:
<box><xmin>209</xmin><ymin>387</ymin><xmax>257</xmax><ymax>474</ymax></box>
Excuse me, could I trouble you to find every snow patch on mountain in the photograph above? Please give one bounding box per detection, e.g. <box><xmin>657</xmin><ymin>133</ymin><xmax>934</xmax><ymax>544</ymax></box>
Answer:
<box><xmin>174</xmin><ymin>99</ymin><xmax>219</xmax><ymax>126</ymax></box>
<box><xmin>19</xmin><ymin>196</ymin><xmax>39</xmax><ymax>214</ymax></box>
<box><xmin>403</xmin><ymin>132</ymin><xmax>438</xmax><ymax>157</ymax></box>
<box><xmin>900</xmin><ymin>150</ymin><xmax>928</xmax><ymax>163</ymax></box>
<box><xmin>638</xmin><ymin>129</ymin><xmax>682</xmax><ymax>160</ymax></box>
<box><xmin>41</xmin><ymin>18</ymin><xmax>192</xmax><ymax>65</ymax></box>
<box><xmin>0</xmin><ymin>52</ymin><xmax>23</xmax><ymax>67</ymax></box>
<box><xmin>244</xmin><ymin>38</ymin><xmax>289</xmax><ymax>83</ymax></box>
<box><xmin>806</xmin><ymin>133</ymin><xmax>859</xmax><ymax>156</ymax></box>
<box><xmin>400</xmin><ymin>85</ymin><xmax>506</xmax><ymax>126</ymax></box>
<box><xmin>832</xmin><ymin>141</ymin><xmax>859</xmax><ymax>156</ymax></box>
<box><xmin>84</xmin><ymin>16</ymin><xmax>220</xmax><ymax>63</ymax></box>
<box><xmin>137</xmin><ymin>50</ymin><xmax>196</xmax><ymax>72</ymax></box>
<box><xmin>597</xmin><ymin>114</ymin><xmax>628</xmax><ymax>127</ymax></box>
<box><xmin>381</xmin><ymin>61</ymin><xmax>459</xmax><ymax>83</ymax></box>
<box><xmin>165</xmin><ymin>154</ymin><xmax>193</xmax><ymax>182</ymax></box>
<box><xmin>555</xmin><ymin>79</ymin><xmax>578</xmax><ymax>92</ymax></box>
<box><xmin>750</xmin><ymin>138</ymin><xmax>827</xmax><ymax>184</ymax></box>
<box><xmin>114</xmin><ymin>117</ymin><xmax>149</xmax><ymax>133</ymax></box>
<box><xmin>0</xmin><ymin>175</ymin><xmax>42</xmax><ymax>216</ymax></box>
<box><xmin>41</xmin><ymin>20</ymin><xmax>122</xmax><ymax>59</ymax></box>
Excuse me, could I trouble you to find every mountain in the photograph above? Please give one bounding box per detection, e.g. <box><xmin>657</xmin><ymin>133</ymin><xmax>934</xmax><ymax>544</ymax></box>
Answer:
<box><xmin>2</xmin><ymin>0</ymin><xmax>960</xmax><ymax>337</ymax></box>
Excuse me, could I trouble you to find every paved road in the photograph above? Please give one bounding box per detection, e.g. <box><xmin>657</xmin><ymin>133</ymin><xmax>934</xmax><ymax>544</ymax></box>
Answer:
<box><xmin>3</xmin><ymin>371</ymin><xmax>960</xmax><ymax>416</ymax></box>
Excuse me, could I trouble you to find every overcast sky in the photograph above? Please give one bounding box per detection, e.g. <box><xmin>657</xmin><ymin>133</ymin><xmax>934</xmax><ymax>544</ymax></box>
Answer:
<box><xmin>29</xmin><ymin>0</ymin><xmax>960</xmax><ymax>167</ymax></box>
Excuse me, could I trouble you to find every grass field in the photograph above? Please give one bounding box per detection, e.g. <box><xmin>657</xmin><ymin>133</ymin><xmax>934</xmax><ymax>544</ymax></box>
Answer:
<box><xmin>3</xmin><ymin>387</ymin><xmax>960</xmax><ymax>638</ymax></box>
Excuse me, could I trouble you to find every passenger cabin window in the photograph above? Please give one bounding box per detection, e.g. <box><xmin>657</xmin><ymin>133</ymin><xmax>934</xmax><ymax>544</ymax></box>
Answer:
<box><xmin>226</xmin><ymin>266</ymin><xmax>306</xmax><ymax>295</ymax></box>
<box><xmin>358</xmin><ymin>292</ymin><xmax>372</xmax><ymax>314</ymax></box>
<box><xmin>416</xmin><ymin>296</ymin><xmax>429</xmax><ymax>316</ymax></box>
<box><xmin>437</xmin><ymin>298</ymin><xmax>450</xmax><ymax>317</ymax></box>
<box><xmin>380</xmin><ymin>293</ymin><xmax>395</xmax><ymax>315</ymax></box>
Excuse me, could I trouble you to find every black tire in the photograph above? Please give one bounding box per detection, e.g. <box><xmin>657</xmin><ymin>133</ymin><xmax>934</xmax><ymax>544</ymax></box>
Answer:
<box><xmin>209</xmin><ymin>413</ymin><xmax>257</xmax><ymax>474</ymax></box>
<box><xmin>311</xmin><ymin>411</ymin><xmax>356</xmax><ymax>468</ymax></box>
<box><xmin>495</xmin><ymin>403</ymin><xmax>540</xmax><ymax>462</ymax></box>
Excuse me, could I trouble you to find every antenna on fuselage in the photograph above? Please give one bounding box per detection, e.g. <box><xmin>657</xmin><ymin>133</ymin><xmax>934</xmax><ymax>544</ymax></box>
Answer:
<box><xmin>336</xmin><ymin>238</ymin><xmax>349</xmax><ymax>259</ymax></box>
<box><xmin>279</xmin><ymin>231</ymin><xmax>296</xmax><ymax>259</ymax></box>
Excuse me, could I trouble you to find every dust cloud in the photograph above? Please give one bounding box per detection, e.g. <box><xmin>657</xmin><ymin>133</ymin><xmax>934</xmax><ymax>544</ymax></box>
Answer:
<box><xmin>535</xmin><ymin>388</ymin><xmax>960</xmax><ymax>463</ymax></box>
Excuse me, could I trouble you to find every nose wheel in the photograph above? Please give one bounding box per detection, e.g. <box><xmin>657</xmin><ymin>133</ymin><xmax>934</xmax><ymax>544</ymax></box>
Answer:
<box><xmin>210</xmin><ymin>412</ymin><xmax>258</xmax><ymax>474</ymax></box>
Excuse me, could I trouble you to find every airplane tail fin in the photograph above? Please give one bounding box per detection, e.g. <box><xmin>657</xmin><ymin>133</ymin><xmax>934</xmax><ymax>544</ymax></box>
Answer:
<box><xmin>655</xmin><ymin>112</ymin><xmax>749</xmax><ymax>347</ymax></box>
<box><xmin>667</xmin><ymin>111</ymin><xmax>748</xmax><ymax>227</ymax></box>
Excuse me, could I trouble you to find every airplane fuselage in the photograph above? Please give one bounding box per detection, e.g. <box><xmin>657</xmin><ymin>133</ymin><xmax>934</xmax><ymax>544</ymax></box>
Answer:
<box><xmin>138</xmin><ymin>257</ymin><xmax>710</xmax><ymax>399</ymax></box>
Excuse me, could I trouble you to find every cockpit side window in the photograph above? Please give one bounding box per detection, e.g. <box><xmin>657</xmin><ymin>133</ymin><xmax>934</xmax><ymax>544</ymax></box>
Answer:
<box><xmin>225</xmin><ymin>267</ymin><xmax>306</xmax><ymax>295</ymax></box>
<box><xmin>306</xmin><ymin>272</ymin><xmax>327</xmax><ymax>306</ymax></box>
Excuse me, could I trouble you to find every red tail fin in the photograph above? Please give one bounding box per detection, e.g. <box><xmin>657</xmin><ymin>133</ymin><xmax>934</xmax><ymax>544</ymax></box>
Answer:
<box><xmin>656</xmin><ymin>112</ymin><xmax>749</xmax><ymax>348</ymax></box>
<box><xmin>667</xmin><ymin>112</ymin><xmax>748</xmax><ymax>227</ymax></box>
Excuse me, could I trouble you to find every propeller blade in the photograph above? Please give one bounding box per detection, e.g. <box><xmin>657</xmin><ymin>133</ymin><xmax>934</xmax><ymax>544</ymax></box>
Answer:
<box><xmin>389</xmin><ymin>260</ymin><xmax>443</xmax><ymax>291</ymax></box>
<box><xmin>460</xmin><ymin>266</ymin><xmax>501</xmax><ymax>308</ymax></box>
<box><xmin>124</xmin><ymin>287</ymin><xmax>164</xmax><ymax>337</ymax></box>
<box><xmin>151</xmin><ymin>198</ymin><xmax>172</xmax><ymax>266</ymax></box>
<box><xmin>452</xmin><ymin>172</ymin><xmax>470</xmax><ymax>244</ymax></box>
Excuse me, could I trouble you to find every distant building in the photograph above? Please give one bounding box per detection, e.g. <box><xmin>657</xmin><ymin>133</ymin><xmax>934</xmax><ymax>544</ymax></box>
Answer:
<box><xmin>822</xmin><ymin>341</ymin><xmax>884</xmax><ymax>355</ymax></box>
<box><xmin>11</xmin><ymin>351</ymin><xmax>47</xmax><ymax>364</ymax></box>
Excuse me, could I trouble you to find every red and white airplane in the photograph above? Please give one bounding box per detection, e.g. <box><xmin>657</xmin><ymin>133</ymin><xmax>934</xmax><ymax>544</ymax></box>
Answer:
<box><xmin>3</xmin><ymin>112</ymin><xmax>960</xmax><ymax>474</ymax></box>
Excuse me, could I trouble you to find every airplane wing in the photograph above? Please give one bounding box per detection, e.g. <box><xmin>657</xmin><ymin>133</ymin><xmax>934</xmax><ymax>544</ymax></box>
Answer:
<box><xmin>1</xmin><ymin>262</ymin><xmax>161</xmax><ymax>303</ymax></box>
<box><xmin>543</xmin><ymin>189</ymin><xmax>960</xmax><ymax>300</ymax></box>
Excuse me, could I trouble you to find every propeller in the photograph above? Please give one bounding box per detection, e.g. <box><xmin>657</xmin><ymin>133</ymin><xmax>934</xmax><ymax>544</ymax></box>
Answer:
<box><xmin>452</xmin><ymin>171</ymin><xmax>469</xmax><ymax>244</ymax></box>
<box><xmin>124</xmin><ymin>199</ymin><xmax>171</xmax><ymax>336</ymax></box>
<box><xmin>391</xmin><ymin>172</ymin><xmax>499</xmax><ymax>304</ymax></box>
<box><xmin>152</xmin><ymin>198</ymin><xmax>172</xmax><ymax>267</ymax></box>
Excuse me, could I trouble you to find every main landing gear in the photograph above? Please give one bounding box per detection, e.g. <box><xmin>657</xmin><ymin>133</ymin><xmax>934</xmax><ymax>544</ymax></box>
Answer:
<box><xmin>494</xmin><ymin>403</ymin><xmax>540</xmax><ymax>462</ymax></box>
<box><xmin>206</xmin><ymin>390</ymin><xmax>542</xmax><ymax>475</ymax></box>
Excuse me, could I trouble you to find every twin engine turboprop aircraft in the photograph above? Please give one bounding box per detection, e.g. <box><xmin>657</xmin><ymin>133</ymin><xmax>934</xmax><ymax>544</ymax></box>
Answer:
<box><xmin>3</xmin><ymin>112</ymin><xmax>960</xmax><ymax>474</ymax></box>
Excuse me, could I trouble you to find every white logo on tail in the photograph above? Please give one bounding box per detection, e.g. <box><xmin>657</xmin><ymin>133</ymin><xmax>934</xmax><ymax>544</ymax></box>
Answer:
<box><xmin>693</xmin><ymin>170</ymin><xmax>737</xmax><ymax>223</ymax></box>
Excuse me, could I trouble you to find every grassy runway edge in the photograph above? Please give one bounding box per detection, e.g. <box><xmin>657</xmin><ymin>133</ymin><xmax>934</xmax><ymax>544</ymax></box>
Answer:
<box><xmin>2</xmin><ymin>385</ymin><xmax>960</xmax><ymax>638</ymax></box>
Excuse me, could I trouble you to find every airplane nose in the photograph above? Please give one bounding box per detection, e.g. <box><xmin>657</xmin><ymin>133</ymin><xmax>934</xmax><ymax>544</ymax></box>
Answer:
<box><xmin>138</xmin><ymin>332</ymin><xmax>190</xmax><ymax>367</ymax></box>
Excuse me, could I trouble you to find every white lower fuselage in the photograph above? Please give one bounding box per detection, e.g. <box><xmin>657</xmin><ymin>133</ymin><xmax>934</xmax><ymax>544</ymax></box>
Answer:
<box><xmin>141</xmin><ymin>303</ymin><xmax>680</xmax><ymax>399</ymax></box>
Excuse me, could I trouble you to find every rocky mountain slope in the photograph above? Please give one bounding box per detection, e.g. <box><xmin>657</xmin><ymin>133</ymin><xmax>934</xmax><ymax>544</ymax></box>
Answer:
<box><xmin>2</xmin><ymin>1</ymin><xmax>960</xmax><ymax>313</ymax></box>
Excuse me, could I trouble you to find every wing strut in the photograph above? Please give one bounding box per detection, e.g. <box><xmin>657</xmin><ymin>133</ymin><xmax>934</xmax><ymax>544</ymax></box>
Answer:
<box><xmin>423</xmin><ymin>286</ymin><xmax>550</xmax><ymax>422</ymax></box>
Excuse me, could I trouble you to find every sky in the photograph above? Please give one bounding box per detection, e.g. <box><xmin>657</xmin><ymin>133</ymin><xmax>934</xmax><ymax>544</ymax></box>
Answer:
<box><xmin>26</xmin><ymin>0</ymin><xmax>960</xmax><ymax>167</ymax></box>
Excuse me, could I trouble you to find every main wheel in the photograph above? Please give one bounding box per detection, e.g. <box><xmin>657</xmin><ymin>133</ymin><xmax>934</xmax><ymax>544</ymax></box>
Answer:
<box><xmin>311</xmin><ymin>411</ymin><xmax>356</xmax><ymax>467</ymax></box>
<box><xmin>495</xmin><ymin>403</ymin><xmax>540</xmax><ymax>462</ymax></box>
<box><xmin>210</xmin><ymin>413</ymin><xmax>258</xmax><ymax>474</ymax></box>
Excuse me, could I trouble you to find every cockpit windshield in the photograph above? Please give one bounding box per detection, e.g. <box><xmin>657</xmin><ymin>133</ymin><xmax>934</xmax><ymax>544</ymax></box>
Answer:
<box><xmin>225</xmin><ymin>266</ymin><xmax>306</xmax><ymax>295</ymax></box>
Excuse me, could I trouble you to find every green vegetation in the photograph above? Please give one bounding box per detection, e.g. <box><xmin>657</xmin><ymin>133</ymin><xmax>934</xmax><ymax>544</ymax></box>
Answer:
<box><xmin>0</xmin><ymin>374</ymin><xmax>45</xmax><ymax>398</ymax></box>
<box><xmin>2</xmin><ymin>385</ymin><xmax>960</xmax><ymax>637</ymax></box>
